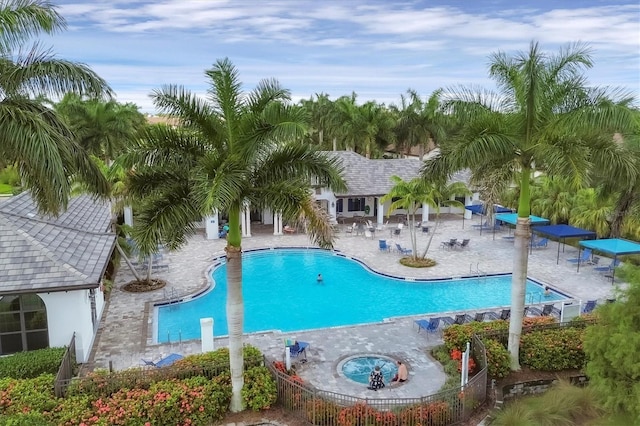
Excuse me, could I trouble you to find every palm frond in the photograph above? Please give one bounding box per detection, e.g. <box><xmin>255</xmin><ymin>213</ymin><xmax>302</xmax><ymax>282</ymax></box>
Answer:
<box><xmin>0</xmin><ymin>0</ymin><xmax>65</xmax><ymax>52</ymax></box>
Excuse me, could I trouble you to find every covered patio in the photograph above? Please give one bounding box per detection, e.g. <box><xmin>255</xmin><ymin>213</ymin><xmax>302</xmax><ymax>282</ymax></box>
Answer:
<box><xmin>534</xmin><ymin>224</ymin><xmax>597</xmax><ymax>264</ymax></box>
<box><xmin>578</xmin><ymin>239</ymin><xmax>640</xmax><ymax>284</ymax></box>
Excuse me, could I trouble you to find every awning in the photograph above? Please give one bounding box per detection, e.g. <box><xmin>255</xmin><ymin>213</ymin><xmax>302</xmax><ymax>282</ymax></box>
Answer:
<box><xmin>578</xmin><ymin>238</ymin><xmax>640</xmax><ymax>283</ymax></box>
<box><xmin>534</xmin><ymin>224</ymin><xmax>597</xmax><ymax>264</ymax></box>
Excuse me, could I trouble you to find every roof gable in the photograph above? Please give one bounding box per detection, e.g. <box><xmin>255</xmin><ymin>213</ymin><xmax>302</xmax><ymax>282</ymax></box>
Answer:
<box><xmin>0</xmin><ymin>193</ymin><xmax>116</xmax><ymax>294</ymax></box>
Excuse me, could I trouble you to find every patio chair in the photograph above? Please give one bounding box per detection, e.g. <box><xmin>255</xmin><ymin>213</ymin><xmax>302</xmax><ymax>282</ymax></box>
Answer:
<box><xmin>566</xmin><ymin>248</ymin><xmax>592</xmax><ymax>264</ymax></box>
<box><xmin>453</xmin><ymin>314</ymin><xmax>471</xmax><ymax>325</ymax></box>
<box><xmin>582</xmin><ymin>300</ymin><xmax>597</xmax><ymax>314</ymax></box>
<box><xmin>441</xmin><ymin>238</ymin><xmax>457</xmax><ymax>250</ymax></box>
<box><xmin>593</xmin><ymin>259</ymin><xmax>620</xmax><ymax>273</ymax></box>
<box><xmin>531</xmin><ymin>238</ymin><xmax>548</xmax><ymax>249</ymax></box>
<box><xmin>364</xmin><ymin>229</ymin><xmax>374</xmax><ymax>239</ymax></box>
<box><xmin>395</xmin><ymin>243</ymin><xmax>412</xmax><ymax>255</ymax></box>
<box><xmin>529</xmin><ymin>304</ymin><xmax>558</xmax><ymax>317</ymax></box>
<box><xmin>141</xmin><ymin>353</ymin><xmax>184</xmax><ymax>368</ymax></box>
<box><xmin>454</xmin><ymin>238</ymin><xmax>470</xmax><ymax>249</ymax></box>
<box><xmin>288</xmin><ymin>341</ymin><xmax>309</xmax><ymax>362</ymax></box>
<box><xmin>472</xmin><ymin>312</ymin><xmax>485</xmax><ymax>322</ymax></box>
<box><xmin>345</xmin><ymin>223</ymin><xmax>355</xmax><ymax>235</ymax></box>
<box><xmin>378</xmin><ymin>239</ymin><xmax>391</xmax><ymax>252</ymax></box>
<box><xmin>421</xmin><ymin>225</ymin><xmax>430</xmax><ymax>234</ymax></box>
<box><xmin>487</xmin><ymin>309</ymin><xmax>510</xmax><ymax>321</ymax></box>
<box><xmin>415</xmin><ymin>317</ymin><xmax>440</xmax><ymax>335</ymax></box>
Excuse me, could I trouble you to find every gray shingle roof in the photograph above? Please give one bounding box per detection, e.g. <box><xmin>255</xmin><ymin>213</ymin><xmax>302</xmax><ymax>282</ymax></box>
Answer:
<box><xmin>0</xmin><ymin>192</ymin><xmax>116</xmax><ymax>295</ymax></box>
<box><xmin>325</xmin><ymin>151</ymin><xmax>471</xmax><ymax>197</ymax></box>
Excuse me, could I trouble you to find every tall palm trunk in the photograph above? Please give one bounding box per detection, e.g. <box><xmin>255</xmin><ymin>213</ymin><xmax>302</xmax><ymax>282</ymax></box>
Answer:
<box><xmin>609</xmin><ymin>189</ymin><xmax>636</xmax><ymax>238</ymax></box>
<box><xmin>507</xmin><ymin>168</ymin><xmax>532</xmax><ymax>370</ymax></box>
<box><xmin>226</xmin><ymin>205</ymin><xmax>245</xmax><ymax>412</ymax></box>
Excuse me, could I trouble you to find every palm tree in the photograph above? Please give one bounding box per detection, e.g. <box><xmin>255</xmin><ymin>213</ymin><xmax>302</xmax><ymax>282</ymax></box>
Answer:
<box><xmin>56</xmin><ymin>94</ymin><xmax>146</xmax><ymax>161</ymax></box>
<box><xmin>422</xmin><ymin>41</ymin><xmax>637</xmax><ymax>370</ymax></box>
<box><xmin>395</xmin><ymin>89</ymin><xmax>449</xmax><ymax>159</ymax></box>
<box><xmin>530</xmin><ymin>176</ymin><xmax>575</xmax><ymax>224</ymax></box>
<box><xmin>0</xmin><ymin>0</ymin><xmax>112</xmax><ymax>214</ymax></box>
<box><xmin>119</xmin><ymin>58</ymin><xmax>345</xmax><ymax>411</ymax></box>
<box><xmin>381</xmin><ymin>177</ymin><xmax>470</xmax><ymax>261</ymax></box>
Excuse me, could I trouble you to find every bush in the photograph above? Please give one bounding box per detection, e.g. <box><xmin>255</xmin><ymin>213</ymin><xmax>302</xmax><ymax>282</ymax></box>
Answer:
<box><xmin>337</xmin><ymin>402</ymin><xmax>397</xmax><ymax>426</ymax></box>
<box><xmin>0</xmin><ymin>374</ymin><xmax>58</xmax><ymax>416</ymax></box>
<box><xmin>0</xmin><ymin>411</ymin><xmax>52</xmax><ymax>426</ymax></box>
<box><xmin>305</xmin><ymin>399</ymin><xmax>340</xmax><ymax>425</ymax></box>
<box><xmin>0</xmin><ymin>347</ymin><xmax>67</xmax><ymax>379</ymax></box>
<box><xmin>242</xmin><ymin>366</ymin><xmax>277</xmax><ymax>411</ymax></box>
<box><xmin>520</xmin><ymin>327</ymin><xmax>586</xmax><ymax>370</ymax></box>
<box><xmin>396</xmin><ymin>401</ymin><xmax>452</xmax><ymax>426</ymax></box>
<box><xmin>443</xmin><ymin>321</ymin><xmax>509</xmax><ymax>351</ymax></box>
<box><xmin>483</xmin><ymin>339</ymin><xmax>511</xmax><ymax>379</ymax></box>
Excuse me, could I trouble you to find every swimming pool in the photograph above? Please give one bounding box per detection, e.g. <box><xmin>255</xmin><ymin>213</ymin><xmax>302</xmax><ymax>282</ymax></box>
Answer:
<box><xmin>156</xmin><ymin>248</ymin><xmax>566</xmax><ymax>342</ymax></box>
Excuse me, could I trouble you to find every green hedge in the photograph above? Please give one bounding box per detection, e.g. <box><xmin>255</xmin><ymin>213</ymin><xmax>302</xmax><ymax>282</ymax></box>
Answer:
<box><xmin>520</xmin><ymin>327</ymin><xmax>587</xmax><ymax>370</ymax></box>
<box><xmin>0</xmin><ymin>347</ymin><xmax>67</xmax><ymax>379</ymax></box>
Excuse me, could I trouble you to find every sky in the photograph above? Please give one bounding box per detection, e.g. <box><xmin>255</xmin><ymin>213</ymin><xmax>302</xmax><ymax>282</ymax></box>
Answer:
<box><xmin>46</xmin><ymin>0</ymin><xmax>640</xmax><ymax>114</ymax></box>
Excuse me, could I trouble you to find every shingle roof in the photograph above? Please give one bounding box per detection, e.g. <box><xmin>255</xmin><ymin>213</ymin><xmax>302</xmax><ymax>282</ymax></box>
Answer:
<box><xmin>0</xmin><ymin>192</ymin><xmax>116</xmax><ymax>294</ymax></box>
<box><xmin>325</xmin><ymin>151</ymin><xmax>471</xmax><ymax>197</ymax></box>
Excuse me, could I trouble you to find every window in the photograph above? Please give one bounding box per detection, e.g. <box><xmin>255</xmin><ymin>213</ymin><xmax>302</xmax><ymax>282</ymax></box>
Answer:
<box><xmin>0</xmin><ymin>294</ymin><xmax>49</xmax><ymax>355</ymax></box>
<box><xmin>336</xmin><ymin>199</ymin><xmax>343</xmax><ymax>213</ymax></box>
<box><xmin>455</xmin><ymin>196</ymin><xmax>466</xmax><ymax>205</ymax></box>
<box><xmin>347</xmin><ymin>198</ymin><xmax>365</xmax><ymax>212</ymax></box>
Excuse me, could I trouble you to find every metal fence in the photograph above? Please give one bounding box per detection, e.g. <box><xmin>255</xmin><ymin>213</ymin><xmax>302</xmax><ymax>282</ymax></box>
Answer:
<box><xmin>54</xmin><ymin>333</ymin><xmax>77</xmax><ymax>397</ymax></box>
<box><xmin>267</xmin><ymin>335</ymin><xmax>488</xmax><ymax>425</ymax></box>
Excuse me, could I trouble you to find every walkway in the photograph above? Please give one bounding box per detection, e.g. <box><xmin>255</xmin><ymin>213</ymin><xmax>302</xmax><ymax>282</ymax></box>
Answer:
<box><xmin>88</xmin><ymin>216</ymin><xmax>618</xmax><ymax>399</ymax></box>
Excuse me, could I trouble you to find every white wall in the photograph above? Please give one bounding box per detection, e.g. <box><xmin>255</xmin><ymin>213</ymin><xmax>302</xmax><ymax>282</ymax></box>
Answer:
<box><xmin>40</xmin><ymin>290</ymin><xmax>96</xmax><ymax>363</ymax></box>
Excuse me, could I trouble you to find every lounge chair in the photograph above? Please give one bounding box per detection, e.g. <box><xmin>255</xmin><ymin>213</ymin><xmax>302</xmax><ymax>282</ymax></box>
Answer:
<box><xmin>582</xmin><ymin>300</ymin><xmax>597</xmax><ymax>314</ymax></box>
<box><xmin>345</xmin><ymin>223</ymin><xmax>355</xmax><ymax>234</ymax></box>
<box><xmin>529</xmin><ymin>304</ymin><xmax>558</xmax><ymax>317</ymax></box>
<box><xmin>488</xmin><ymin>309</ymin><xmax>511</xmax><ymax>321</ymax></box>
<box><xmin>593</xmin><ymin>259</ymin><xmax>620</xmax><ymax>273</ymax></box>
<box><xmin>441</xmin><ymin>238</ymin><xmax>457</xmax><ymax>250</ymax></box>
<box><xmin>283</xmin><ymin>225</ymin><xmax>296</xmax><ymax>234</ymax></box>
<box><xmin>531</xmin><ymin>238</ymin><xmax>548</xmax><ymax>249</ymax></box>
<box><xmin>472</xmin><ymin>312</ymin><xmax>485</xmax><ymax>322</ymax></box>
<box><xmin>364</xmin><ymin>230</ymin><xmax>374</xmax><ymax>239</ymax></box>
<box><xmin>141</xmin><ymin>353</ymin><xmax>184</xmax><ymax>368</ymax></box>
<box><xmin>453</xmin><ymin>314</ymin><xmax>470</xmax><ymax>325</ymax></box>
<box><xmin>566</xmin><ymin>248</ymin><xmax>592</xmax><ymax>264</ymax></box>
<box><xmin>378</xmin><ymin>239</ymin><xmax>390</xmax><ymax>252</ymax></box>
<box><xmin>415</xmin><ymin>317</ymin><xmax>440</xmax><ymax>335</ymax></box>
<box><xmin>455</xmin><ymin>239</ymin><xmax>470</xmax><ymax>249</ymax></box>
<box><xmin>288</xmin><ymin>341</ymin><xmax>309</xmax><ymax>361</ymax></box>
<box><xmin>395</xmin><ymin>243</ymin><xmax>412</xmax><ymax>255</ymax></box>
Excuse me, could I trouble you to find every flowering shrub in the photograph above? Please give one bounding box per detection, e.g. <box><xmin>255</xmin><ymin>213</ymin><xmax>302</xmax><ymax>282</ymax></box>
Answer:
<box><xmin>0</xmin><ymin>374</ymin><xmax>58</xmax><ymax>415</ymax></box>
<box><xmin>450</xmin><ymin>349</ymin><xmax>476</xmax><ymax>374</ymax></box>
<box><xmin>520</xmin><ymin>328</ymin><xmax>586</xmax><ymax>370</ymax></box>
<box><xmin>482</xmin><ymin>339</ymin><xmax>511</xmax><ymax>378</ymax></box>
<box><xmin>305</xmin><ymin>399</ymin><xmax>340</xmax><ymax>426</ymax></box>
<box><xmin>443</xmin><ymin>321</ymin><xmax>508</xmax><ymax>351</ymax></box>
<box><xmin>242</xmin><ymin>367</ymin><xmax>277</xmax><ymax>411</ymax></box>
<box><xmin>396</xmin><ymin>401</ymin><xmax>452</xmax><ymax>426</ymax></box>
<box><xmin>522</xmin><ymin>316</ymin><xmax>556</xmax><ymax>327</ymax></box>
<box><xmin>337</xmin><ymin>403</ymin><xmax>397</xmax><ymax>426</ymax></box>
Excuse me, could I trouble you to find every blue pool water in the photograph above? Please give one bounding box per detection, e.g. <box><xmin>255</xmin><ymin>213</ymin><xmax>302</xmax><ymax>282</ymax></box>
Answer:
<box><xmin>156</xmin><ymin>248</ymin><xmax>564</xmax><ymax>342</ymax></box>
<box><xmin>341</xmin><ymin>356</ymin><xmax>398</xmax><ymax>384</ymax></box>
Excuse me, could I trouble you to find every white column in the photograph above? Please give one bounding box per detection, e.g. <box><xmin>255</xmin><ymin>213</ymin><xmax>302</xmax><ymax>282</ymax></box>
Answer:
<box><xmin>242</xmin><ymin>202</ymin><xmax>252</xmax><ymax>237</ymax></box>
<box><xmin>329</xmin><ymin>198</ymin><xmax>337</xmax><ymax>223</ymax></box>
<box><xmin>200</xmin><ymin>318</ymin><xmax>214</xmax><ymax>352</ymax></box>
<box><xmin>205</xmin><ymin>210</ymin><xmax>220</xmax><ymax>240</ymax></box>
<box><xmin>124</xmin><ymin>205</ymin><xmax>133</xmax><ymax>227</ymax></box>
<box><xmin>377</xmin><ymin>199</ymin><xmax>384</xmax><ymax>225</ymax></box>
<box><xmin>422</xmin><ymin>203</ymin><xmax>430</xmax><ymax>223</ymax></box>
<box><xmin>273</xmin><ymin>211</ymin><xmax>283</xmax><ymax>235</ymax></box>
<box><xmin>464</xmin><ymin>196</ymin><xmax>472</xmax><ymax>219</ymax></box>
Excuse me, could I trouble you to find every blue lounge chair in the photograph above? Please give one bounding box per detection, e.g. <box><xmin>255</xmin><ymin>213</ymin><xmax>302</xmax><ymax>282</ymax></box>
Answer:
<box><xmin>582</xmin><ymin>300</ymin><xmax>597</xmax><ymax>314</ymax></box>
<box><xmin>567</xmin><ymin>248</ymin><xmax>592</xmax><ymax>264</ymax></box>
<box><xmin>141</xmin><ymin>353</ymin><xmax>184</xmax><ymax>368</ymax></box>
<box><xmin>531</xmin><ymin>238</ymin><xmax>548</xmax><ymax>249</ymax></box>
<box><xmin>395</xmin><ymin>243</ymin><xmax>412</xmax><ymax>255</ymax></box>
<box><xmin>288</xmin><ymin>341</ymin><xmax>309</xmax><ymax>361</ymax></box>
<box><xmin>415</xmin><ymin>318</ymin><xmax>440</xmax><ymax>335</ymax></box>
<box><xmin>593</xmin><ymin>259</ymin><xmax>620</xmax><ymax>273</ymax></box>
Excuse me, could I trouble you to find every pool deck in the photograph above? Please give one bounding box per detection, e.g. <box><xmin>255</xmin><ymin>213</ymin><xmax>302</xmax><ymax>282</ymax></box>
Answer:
<box><xmin>87</xmin><ymin>216</ymin><xmax>620</xmax><ymax>399</ymax></box>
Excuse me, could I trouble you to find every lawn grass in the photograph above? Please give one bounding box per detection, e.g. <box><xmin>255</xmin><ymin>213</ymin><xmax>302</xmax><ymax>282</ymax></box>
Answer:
<box><xmin>0</xmin><ymin>183</ymin><xmax>13</xmax><ymax>194</ymax></box>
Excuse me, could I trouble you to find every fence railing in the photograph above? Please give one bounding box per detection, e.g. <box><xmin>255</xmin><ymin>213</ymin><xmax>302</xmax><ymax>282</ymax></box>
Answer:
<box><xmin>267</xmin><ymin>336</ymin><xmax>488</xmax><ymax>425</ymax></box>
<box><xmin>54</xmin><ymin>333</ymin><xmax>77</xmax><ymax>397</ymax></box>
